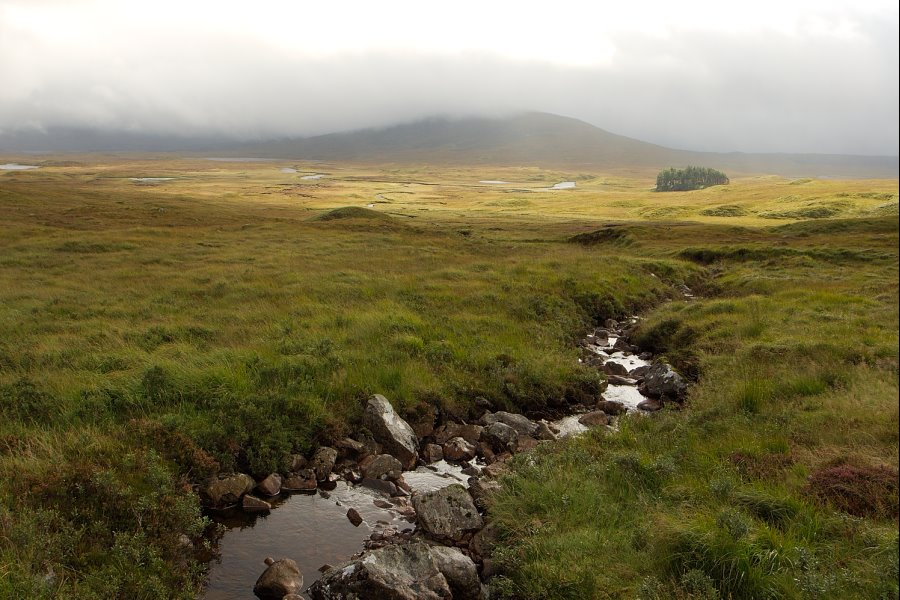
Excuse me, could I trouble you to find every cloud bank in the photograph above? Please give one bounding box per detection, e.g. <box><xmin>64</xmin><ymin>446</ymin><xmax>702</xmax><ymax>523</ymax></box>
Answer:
<box><xmin>0</xmin><ymin>1</ymin><xmax>897</xmax><ymax>155</ymax></box>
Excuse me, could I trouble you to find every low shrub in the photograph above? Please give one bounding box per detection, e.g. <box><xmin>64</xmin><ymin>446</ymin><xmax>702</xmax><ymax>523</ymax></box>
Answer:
<box><xmin>805</xmin><ymin>464</ymin><xmax>899</xmax><ymax>519</ymax></box>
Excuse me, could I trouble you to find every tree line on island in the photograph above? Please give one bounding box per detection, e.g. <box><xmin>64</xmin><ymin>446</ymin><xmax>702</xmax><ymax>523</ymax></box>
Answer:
<box><xmin>656</xmin><ymin>166</ymin><xmax>729</xmax><ymax>191</ymax></box>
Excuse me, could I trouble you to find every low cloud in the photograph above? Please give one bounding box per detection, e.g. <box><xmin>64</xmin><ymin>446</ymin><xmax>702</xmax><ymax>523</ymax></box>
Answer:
<box><xmin>0</xmin><ymin>6</ymin><xmax>896</xmax><ymax>155</ymax></box>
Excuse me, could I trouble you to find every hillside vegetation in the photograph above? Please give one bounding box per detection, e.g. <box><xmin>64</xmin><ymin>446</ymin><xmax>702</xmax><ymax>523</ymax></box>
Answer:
<box><xmin>0</xmin><ymin>158</ymin><xmax>896</xmax><ymax>599</ymax></box>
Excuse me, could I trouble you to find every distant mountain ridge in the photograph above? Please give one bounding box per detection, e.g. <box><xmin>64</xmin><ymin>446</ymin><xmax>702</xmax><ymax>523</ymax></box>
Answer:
<box><xmin>239</xmin><ymin>112</ymin><xmax>897</xmax><ymax>178</ymax></box>
<box><xmin>2</xmin><ymin>112</ymin><xmax>896</xmax><ymax>178</ymax></box>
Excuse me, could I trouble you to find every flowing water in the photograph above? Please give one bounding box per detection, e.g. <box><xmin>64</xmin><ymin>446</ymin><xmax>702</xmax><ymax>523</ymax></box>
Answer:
<box><xmin>203</xmin><ymin>326</ymin><xmax>652</xmax><ymax>599</ymax></box>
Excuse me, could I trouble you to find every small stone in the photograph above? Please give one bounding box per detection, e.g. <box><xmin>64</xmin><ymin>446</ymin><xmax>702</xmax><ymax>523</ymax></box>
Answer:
<box><xmin>422</xmin><ymin>443</ymin><xmax>444</xmax><ymax>463</ymax></box>
<box><xmin>461</xmin><ymin>465</ymin><xmax>481</xmax><ymax>477</ymax></box>
<box><xmin>443</xmin><ymin>437</ymin><xmax>477</xmax><ymax>462</ymax></box>
<box><xmin>480</xmin><ymin>411</ymin><xmax>538</xmax><ymax>437</ymax></box>
<box><xmin>310</xmin><ymin>447</ymin><xmax>338</xmax><ymax>481</ymax></box>
<box><xmin>517</xmin><ymin>436</ymin><xmax>540</xmax><ymax>452</ymax></box>
<box><xmin>200</xmin><ymin>473</ymin><xmax>255</xmax><ymax>508</ymax></box>
<box><xmin>596</xmin><ymin>400</ymin><xmax>627</xmax><ymax>415</ymax></box>
<box><xmin>638</xmin><ymin>398</ymin><xmax>663</xmax><ymax>412</ymax></box>
<box><xmin>347</xmin><ymin>508</ymin><xmax>363</xmax><ymax>527</ymax></box>
<box><xmin>242</xmin><ymin>494</ymin><xmax>272</xmax><ymax>513</ymax></box>
<box><xmin>603</xmin><ymin>361</ymin><xmax>629</xmax><ymax>376</ymax></box>
<box><xmin>360</xmin><ymin>477</ymin><xmax>398</xmax><ymax>496</ymax></box>
<box><xmin>578</xmin><ymin>410</ymin><xmax>610</xmax><ymax>427</ymax></box>
<box><xmin>282</xmin><ymin>469</ymin><xmax>317</xmax><ymax>492</ymax></box>
<box><xmin>482</xmin><ymin>422</ymin><xmax>518</xmax><ymax>454</ymax></box>
<box><xmin>534</xmin><ymin>421</ymin><xmax>556</xmax><ymax>440</ymax></box>
<box><xmin>256</xmin><ymin>473</ymin><xmax>282</xmax><ymax>497</ymax></box>
<box><xmin>362</xmin><ymin>454</ymin><xmax>404</xmax><ymax>481</ymax></box>
<box><xmin>630</xmin><ymin>365</ymin><xmax>651</xmax><ymax>379</ymax></box>
<box><xmin>253</xmin><ymin>557</ymin><xmax>303</xmax><ymax>599</ymax></box>
<box><xmin>289</xmin><ymin>454</ymin><xmax>308</xmax><ymax>472</ymax></box>
<box><xmin>335</xmin><ymin>437</ymin><xmax>365</xmax><ymax>454</ymax></box>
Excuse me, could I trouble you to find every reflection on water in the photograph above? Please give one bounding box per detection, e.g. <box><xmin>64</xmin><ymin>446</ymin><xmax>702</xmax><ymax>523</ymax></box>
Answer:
<box><xmin>0</xmin><ymin>163</ymin><xmax>39</xmax><ymax>170</ymax></box>
<box><xmin>204</xmin><ymin>484</ymin><xmax>392</xmax><ymax>599</ymax></box>
<box><xmin>203</xmin><ymin>461</ymin><xmax>469</xmax><ymax>599</ymax></box>
<box><xmin>549</xmin><ymin>181</ymin><xmax>575</xmax><ymax>190</ymax></box>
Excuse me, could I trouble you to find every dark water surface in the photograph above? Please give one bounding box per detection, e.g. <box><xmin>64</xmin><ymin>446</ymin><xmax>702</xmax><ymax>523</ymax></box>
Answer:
<box><xmin>204</xmin><ymin>485</ymin><xmax>392</xmax><ymax>599</ymax></box>
<box><xmin>203</xmin><ymin>462</ymin><xmax>467</xmax><ymax>599</ymax></box>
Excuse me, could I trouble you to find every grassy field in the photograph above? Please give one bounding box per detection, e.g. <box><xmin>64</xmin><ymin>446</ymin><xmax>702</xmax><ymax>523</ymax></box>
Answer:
<box><xmin>0</xmin><ymin>157</ymin><xmax>897</xmax><ymax>599</ymax></box>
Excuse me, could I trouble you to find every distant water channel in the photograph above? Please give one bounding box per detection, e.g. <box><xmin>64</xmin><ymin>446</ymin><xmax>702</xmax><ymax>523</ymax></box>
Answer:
<box><xmin>0</xmin><ymin>163</ymin><xmax>39</xmax><ymax>170</ymax></box>
<box><xmin>549</xmin><ymin>181</ymin><xmax>576</xmax><ymax>190</ymax></box>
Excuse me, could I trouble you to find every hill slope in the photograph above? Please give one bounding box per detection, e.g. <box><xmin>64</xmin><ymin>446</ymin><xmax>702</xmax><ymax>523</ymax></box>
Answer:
<box><xmin>2</xmin><ymin>113</ymin><xmax>896</xmax><ymax>177</ymax></box>
<box><xmin>242</xmin><ymin>112</ymin><xmax>898</xmax><ymax>178</ymax></box>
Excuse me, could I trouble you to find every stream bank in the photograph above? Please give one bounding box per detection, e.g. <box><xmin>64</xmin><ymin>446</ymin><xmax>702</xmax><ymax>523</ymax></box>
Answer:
<box><xmin>201</xmin><ymin>313</ymin><xmax>690</xmax><ymax>599</ymax></box>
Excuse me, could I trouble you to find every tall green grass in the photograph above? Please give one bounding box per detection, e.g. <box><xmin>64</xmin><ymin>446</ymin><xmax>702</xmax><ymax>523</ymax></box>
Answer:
<box><xmin>490</xmin><ymin>217</ymin><xmax>898</xmax><ymax>599</ymax></box>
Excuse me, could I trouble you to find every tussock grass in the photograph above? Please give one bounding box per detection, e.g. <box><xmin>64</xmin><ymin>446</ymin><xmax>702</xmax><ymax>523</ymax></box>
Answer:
<box><xmin>490</xmin><ymin>212</ymin><xmax>898</xmax><ymax>598</ymax></box>
<box><xmin>0</xmin><ymin>157</ymin><xmax>896</xmax><ymax>598</ymax></box>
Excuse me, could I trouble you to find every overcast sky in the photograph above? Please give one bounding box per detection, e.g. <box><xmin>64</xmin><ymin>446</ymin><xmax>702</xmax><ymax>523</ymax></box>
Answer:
<box><xmin>1</xmin><ymin>0</ymin><xmax>897</xmax><ymax>155</ymax></box>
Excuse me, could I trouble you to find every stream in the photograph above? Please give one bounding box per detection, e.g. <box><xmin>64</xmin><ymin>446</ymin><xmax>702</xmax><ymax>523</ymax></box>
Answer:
<box><xmin>202</xmin><ymin>324</ymin><xmax>654</xmax><ymax>599</ymax></box>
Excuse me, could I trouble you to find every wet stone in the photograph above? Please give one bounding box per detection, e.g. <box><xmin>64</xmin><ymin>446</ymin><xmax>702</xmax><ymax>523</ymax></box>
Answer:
<box><xmin>346</xmin><ymin>508</ymin><xmax>363</xmax><ymax>527</ymax></box>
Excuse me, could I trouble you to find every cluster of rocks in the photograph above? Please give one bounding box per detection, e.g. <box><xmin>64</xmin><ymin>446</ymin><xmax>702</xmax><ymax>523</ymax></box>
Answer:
<box><xmin>245</xmin><ymin>392</ymin><xmax>600</xmax><ymax>599</ymax></box>
<box><xmin>579</xmin><ymin>317</ymin><xmax>688</xmax><ymax>413</ymax></box>
<box><xmin>217</xmin><ymin>317</ymin><xmax>690</xmax><ymax>599</ymax></box>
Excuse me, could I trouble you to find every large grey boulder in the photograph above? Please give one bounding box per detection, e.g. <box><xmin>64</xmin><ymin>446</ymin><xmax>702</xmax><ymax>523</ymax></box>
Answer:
<box><xmin>429</xmin><ymin>546</ymin><xmax>485</xmax><ymax>600</ymax></box>
<box><xmin>412</xmin><ymin>484</ymin><xmax>483</xmax><ymax>541</ymax></box>
<box><xmin>200</xmin><ymin>473</ymin><xmax>255</xmax><ymax>508</ymax></box>
<box><xmin>308</xmin><ymin>541</ymin><xmax>451</xmax><ymax>600</ymax></box>
<box><xmin>641</xmin><ymin>359</ymin><xmax>688</xmax><ymax>401</ymax></box>
<box><xmin>363</xmin><ymin>395</ymin><xmax>419</xmax><ymax>469</ymax></box>
<box><xmin>254</xmin><ymin>557</ymin><xmax>303</xmax><ymax>599</ymax></box>
<box><xmin>479</xmin><ymin>411</ymin><xmax>538</xmax><ymax>437</ymax></box>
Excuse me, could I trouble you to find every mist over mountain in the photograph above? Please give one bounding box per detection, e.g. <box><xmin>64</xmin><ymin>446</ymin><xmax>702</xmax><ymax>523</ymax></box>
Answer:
<box><xmin>2</xmin><ymin>112</ymin><xmax>896</xmax><ymax>178</ymax></box>
<box><xmin>235</xmin><ymin>113</ymin><xmax>898</xmax><ymax>178</ymax></box>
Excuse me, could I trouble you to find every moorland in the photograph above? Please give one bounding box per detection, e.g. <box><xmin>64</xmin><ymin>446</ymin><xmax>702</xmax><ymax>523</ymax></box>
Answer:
<box><xmin>0</xmin><ymin>157</ymin><xmax>897</xmax><ymax>599</ymax></box>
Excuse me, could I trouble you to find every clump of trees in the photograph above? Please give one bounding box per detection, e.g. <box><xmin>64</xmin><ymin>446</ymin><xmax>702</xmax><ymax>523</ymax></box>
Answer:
<box><xmin>656</xmin><ymin>166</ymin><xmax>729</xmax><ymax>191</ymax></box>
